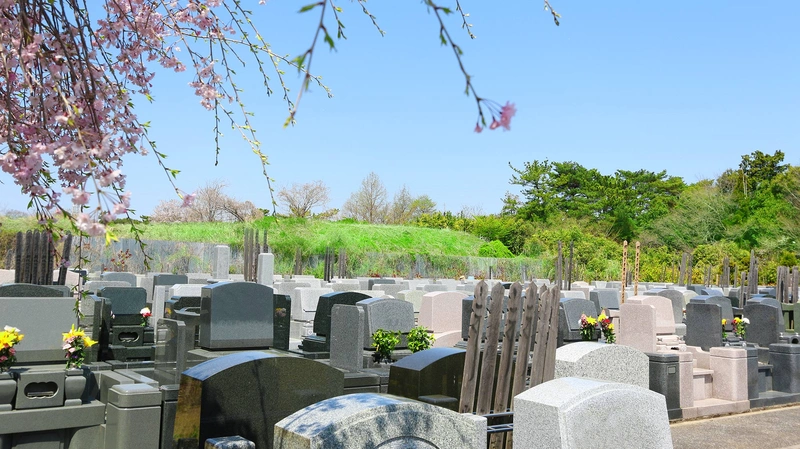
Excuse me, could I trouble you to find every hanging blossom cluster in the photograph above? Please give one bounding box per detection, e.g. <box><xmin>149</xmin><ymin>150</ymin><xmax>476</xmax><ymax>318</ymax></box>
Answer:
<box><xmin>0</xmin><ymin>0</ymin><xmax>559</xmax><ymax>243</ymax></box>
<box><xmin>0</xmin><ymin>0</ymin><xmax>268</xmax><ymax>238</ymax></box>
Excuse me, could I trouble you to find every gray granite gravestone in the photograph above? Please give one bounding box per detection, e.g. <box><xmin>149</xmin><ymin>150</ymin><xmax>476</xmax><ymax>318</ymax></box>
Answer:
<box><xmin>173</xmin><ymin>352</ymin><xmax>344</xmax><ymax>449</ymax></box>
<box><xmin>356</xmin><ymin>297</ymin><xmax>415</xmax><ymax>349</ymax></box>
<box><xmin>0</xmin><ymin>296</ymin><xmax>76</xmax><ymax>363</ymax></box>
<box><xmin>744</xmin><ymin>301</ymin><xmax>782</xmax><ymax>348</ymax></box>
<box><xmin>514</xmin><ymin>378</ymin><xmax>671</xmax><ymax>449</ymax></box>
<box><xmin>685</xmin><ymin>300</ymin><xmax>723</xmax><ymax>350</ymax></box>
<box><xmin>273</xmin><ymin>393</ymin><xmax>486</xmax><ymax>449</ymax></box>
<box><xmin>387</xmin><ymin>347</ymin><xmax>466</xmax><ymax>411</ymax></box>
<box><xmin>330</xmin><ymin>304</ymin><xmax>365</xmax><ymax>371</ymax></box>
<box><xmin>589</xmin><ymin>289</ymin><xmax>620</xmax><ymax>315</ymax></box>
<box><xmin>101</xmin><ymin>271</ymin><xmax>137</xmax><ymax>287</ymax></box>
<box><xmin>558</xmin><ymin>297</ymin><xmax>599</xmax><ymax>345</ymax></box>
<box><xmin>199</xmin><ymin>281</ymin><xmax>274</xmax><ymax>349</ymax></box>
<box><xmin>0</xmin><ymin>283</ymin><xmax>70</xmax><ymax>297</ymax></box>
<box><xmin>84</xmin><ymin>280</ymin><xmax>131</xmax><ymax>294</ymax></box>
<box><xmin>301</xmin><ymin>291</ymin><xmax>371</xmax><ymax>353</ymax></box>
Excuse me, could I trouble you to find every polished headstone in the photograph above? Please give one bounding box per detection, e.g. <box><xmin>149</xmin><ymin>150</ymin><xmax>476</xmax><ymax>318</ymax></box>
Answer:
<box><xmin>173</xmin><ymin>352</ymin><xmax>344</xmax><ymax>449</ymax></box>
<box><xmin>387</xmin><ymin>347</ymin><xmax>466</xmax><ymax>411</ymax></box>
<box><xmin>199</xmin><ymin>282</ymin><xmax>274</xmax><ymax>349</ymax></box>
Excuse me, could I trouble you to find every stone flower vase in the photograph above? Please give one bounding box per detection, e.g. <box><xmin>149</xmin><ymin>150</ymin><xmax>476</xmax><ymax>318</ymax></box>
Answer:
<box><xmin>64</xmin><ymin>368</ymin><xmax>87</xmax><ymax>406</ymax></box>
<box><xmin>0</xmin><ymin>371</ymin><xmax>16</xmax><ymax>411</ymax></box>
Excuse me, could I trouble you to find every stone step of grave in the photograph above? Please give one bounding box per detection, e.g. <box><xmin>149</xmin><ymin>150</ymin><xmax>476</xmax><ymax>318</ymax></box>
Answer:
<box><xmin>684</xmin><ymin>397</ymin><xmax>750</xmax><ymax>419</ymax></box>
<box><xmin>749</xmin><ymin>390</ymin><xmax>800</xmax><ymax>409</ymax></box>
<box><xmin>692</xmin><ymin>368</ymin><xmax>714</xmax><ymax>401</ymax></box>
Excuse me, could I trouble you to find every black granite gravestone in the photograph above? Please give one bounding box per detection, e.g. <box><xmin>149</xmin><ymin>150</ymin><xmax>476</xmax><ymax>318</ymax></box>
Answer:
<box><xmin>98</xmin><ymin>287</ymin><xmax>147</xmax><ymax>325</ymax></box>
<box><xmin>387</xmin><ymin>347</ymin><xmax>466</xmax><ymax>411</ymax></box>
<box><xmin>301</xmin><ymin>291</ymin><xmax>370</xmax><ymax>353</ymax></box>
<box><xmin>273</xmin><ymin>294</ymin><xmax>291</xmax><ymax>351</ymax></box>
<box><xmin>558</xmin><ymin>297</ymin><xmax>599</xmax><ymax>345</ymax></box>
<box><xmin>166</xmin><ymin>295</ymin><xmax>201</xmax><ymax>319</ymax></box>
<box><xmin>173</xmin><ymin>352</ymin><xmax>343</xmax><ymax>449</ymax></box>
<box><xmin>199</xmin><ymin>282</ymin><xmax>273</xmax><ymax>349</ymax></box>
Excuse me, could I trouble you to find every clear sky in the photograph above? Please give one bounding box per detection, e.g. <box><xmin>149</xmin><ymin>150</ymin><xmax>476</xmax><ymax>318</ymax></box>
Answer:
<box><xmin>1</xmin><ymin>1</ymin><xmax>798</xmax><ymax>217</ymax></box>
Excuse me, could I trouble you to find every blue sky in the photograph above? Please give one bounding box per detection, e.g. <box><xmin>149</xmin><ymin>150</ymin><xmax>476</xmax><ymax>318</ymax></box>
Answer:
<box><xmin>2</xmin><ymin>1</ymin><xmax>799</xmax><ymax>217</ymax></box>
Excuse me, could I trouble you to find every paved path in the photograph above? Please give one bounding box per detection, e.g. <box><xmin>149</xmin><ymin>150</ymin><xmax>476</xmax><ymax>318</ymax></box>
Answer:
<box><xmin>671</xmin><ymin>405</ymin><xmax>800</xmax><ymax>449</ymax></box>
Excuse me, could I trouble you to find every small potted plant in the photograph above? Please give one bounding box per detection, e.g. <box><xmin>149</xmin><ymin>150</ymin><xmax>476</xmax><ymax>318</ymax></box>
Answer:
<box><xmin>579</xmin><ymin>314</ymin><xmax>598</xmax><ymax>341</ymax></box>
<box><xmin>371</xmin><ymin>329</ymin><xmax>401</xmax><ymax>364</ymax></box>
<box><xmin>63</xmin><ymin>324</ymin><xmax>97</xmax><ymax>369</ymax></box>
<box><xmin>407</xmin><ymin>326</ymin><xmax>435</xmax><ymax>353</ymax></box>
<box><xmin>598</xmin><ymin>312</ymin><xmax>615</xmax><ymax>344</ymax></box>
<box><xmin>0</xmin><ymin>325</ymin><xmax>24</xmax><ymax>373</ymax></box>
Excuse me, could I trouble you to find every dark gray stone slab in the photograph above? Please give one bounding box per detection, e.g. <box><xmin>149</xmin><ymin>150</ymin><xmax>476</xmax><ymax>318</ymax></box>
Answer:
<box><xmin>685</xmin><ymin>301</ymin><xmax>723</xmax><ymax>350</ymax></box>
<box><xmin>301</xmin><ymin>291</ymin><xmax>371</xmax><ymax>353</ymax></box>
<box><xmin>199</xmin><ymin>282</ymin><xmax>274</xmax><ymax>350</ymax></box>
<box><xmin>312</xmin><ymin>291</ymin><xmax>372</xmax><ymax>337</ymax></box>
<box><xmin>589</xmin><ymin>289</ymin><xmax>620</xmax><ymax>315</ymax></box>
<box><xmin>98</xmin><ymin>286</ymin><xmax>147</xmax><ymax>316</ymax></box>
<box><xmin>273</xmin><ymin>294</ymin><xmax>291</xmax><ymax>351</ymax></box>
<box><xmin>770</xmin><ymin>344</ymin><xmax>800</xmax><ymax>393</ymax></box>
<box><xmin>745</xmin><ymin>302</ymin><xmax>782</xmax><ymax>348</ymax></box>
<box><xmin>165</xmin><ymin>295</ymin><xmax>201</xmax><ymax>319</ymax></box>
<box><xmin>0</xmin><ymin>283</ymin><xmax>70</xmax><ymax>297</ymax></box>
<box><xmin>173</xmin><ymin>351</ymin><xmax>344</xmax><ymax>449</ymax></box>
<box><xmin>368</xmin><ymin>279</ymin><xmax>396</xmax><ymax>290</ymax></box>
<box><xmin>648</xmin><ymin>352</ymin><xmax>682</xmax><ymax>420</ymax></box>
<box><xmin>558</xmin><ymin>297</ymin><xmax>598</xmax><ymax>345</ymax></box>
<box><xmin>387</xmin><ymin>347</ymin><xmax>466</xmax><ymax>412</ymax></box>
<box><xmin>153</xmin><ymin>274</ymin><xmax>188</xmax><ymax>286</ymax></box>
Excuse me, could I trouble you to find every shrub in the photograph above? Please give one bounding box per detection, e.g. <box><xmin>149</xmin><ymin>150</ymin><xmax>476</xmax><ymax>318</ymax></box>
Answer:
<box><xmin>478</xmin><ymin>240</ymin><xmax>514</xmax><ymax>258</ymax></box>
<box><xmin>407</xmin><ymin>326</ymin><xmax>435</xmax><ymax>353</ymax></box>
<box><xmin>371</xmin><ymin>329</ymin><xmax>401</xmax><ymax>363</ymax></box>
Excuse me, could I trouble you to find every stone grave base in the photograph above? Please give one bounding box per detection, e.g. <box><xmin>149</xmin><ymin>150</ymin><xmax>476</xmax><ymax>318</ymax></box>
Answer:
<box><xmin>681</xmin><ymin>398</ymin><xmax>750</xmax><ymax>419</ymax></box>
<box><xmin>750</xmin><ymin>391</ymin><xmax>800</xmax><ymax>409</ymax></box>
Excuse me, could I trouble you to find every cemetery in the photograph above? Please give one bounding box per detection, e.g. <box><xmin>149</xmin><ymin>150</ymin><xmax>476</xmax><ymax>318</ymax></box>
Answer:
<box><xmin>0</xmin><ymin>235</ymin><xmax>799</xmax><ymax>449</ymax></box>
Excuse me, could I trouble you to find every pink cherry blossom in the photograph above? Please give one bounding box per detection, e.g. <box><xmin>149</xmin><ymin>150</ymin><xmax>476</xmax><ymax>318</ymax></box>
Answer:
<box><xmin>499</xmin><ymin>102</ymin><xmax>516</xmax><ymax>130</ymax></box>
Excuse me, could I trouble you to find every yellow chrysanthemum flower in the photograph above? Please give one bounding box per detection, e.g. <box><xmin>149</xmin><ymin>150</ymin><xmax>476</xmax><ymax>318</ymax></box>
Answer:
<box><xmin>721</xmin><ymin>319</ymin><xmax>727</xmax><ymax>326</ymax></box>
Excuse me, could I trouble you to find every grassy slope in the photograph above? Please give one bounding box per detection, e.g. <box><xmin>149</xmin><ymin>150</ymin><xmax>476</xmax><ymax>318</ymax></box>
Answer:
<box><xmin>100</xmin><ymin>218</ymin><xmax>487</xmax><ymax>257</ymax></box>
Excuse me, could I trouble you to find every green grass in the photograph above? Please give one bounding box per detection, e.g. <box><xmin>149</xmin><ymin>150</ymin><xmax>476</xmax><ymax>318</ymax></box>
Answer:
<box><xmin>105</xmin><ymin>218</ymin><xmax>487</xmax><ymax>257</ymax></box>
